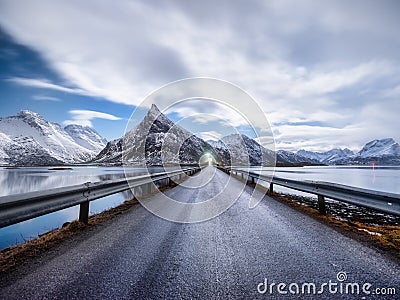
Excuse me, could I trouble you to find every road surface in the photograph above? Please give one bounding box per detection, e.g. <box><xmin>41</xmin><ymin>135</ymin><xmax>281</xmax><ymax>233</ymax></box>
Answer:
<box><xmin>0</xmin><ymin>167</ymin><xmax>398</xmax><ymax>299</ymax></box>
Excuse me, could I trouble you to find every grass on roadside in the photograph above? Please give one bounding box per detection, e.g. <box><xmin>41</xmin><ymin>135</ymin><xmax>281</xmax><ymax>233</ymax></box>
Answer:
<box><xmin>269</xmin><ymin>192</ymin><xmax>400</xmax><ymax>260</ymax></box>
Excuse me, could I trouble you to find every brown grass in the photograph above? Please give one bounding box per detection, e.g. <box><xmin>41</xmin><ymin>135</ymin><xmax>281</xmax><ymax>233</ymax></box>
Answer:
<box><xmin>270</xmin><ymin>192</ymin><xmax>400</xmax><ymax>260</ymax></box>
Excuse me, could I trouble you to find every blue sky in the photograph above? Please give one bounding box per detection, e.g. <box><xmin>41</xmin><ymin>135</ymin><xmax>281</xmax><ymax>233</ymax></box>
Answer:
<box><xmin>0</xmin><ymin>0</ymin><xmax>399</xmax><ymax>151</ymax></box>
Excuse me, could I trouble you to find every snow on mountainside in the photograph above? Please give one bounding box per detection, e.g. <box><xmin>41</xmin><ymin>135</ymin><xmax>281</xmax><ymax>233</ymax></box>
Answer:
<box><xmin>95</xmin><ymin>105</ymin><xmax>277</xmax><ymax>166</ymax></box>
<box><xmin>276</xmin><ymin>150</ymin><xmax>320</xmax><ymax>165</ymax></box>
<box><xmin>64</xmin><ymin>124</ymin><xmax>107</xmax><ymax>152</ymax></box>
<box><xmin>0</xmin><ymin>110</ymin><xmax>107</xmax><ymax>165</ymax></box>
<box><xmin>358</xmin><ymin>138</ymin><xmax>400</xmax><ymax>158</ymax></box>
<box><xmin>295</xmin><ymin>138</ymin><xmax>400</xmax><ymax>165</ymax></box>
<box><xmin>297</xmin><ymin>148</ymin><xmax>354</xmax><ymax>164</ymax></box>
<box><xmin>95</xmin><ymin>104</ymin><xmax>217</xmax><ymax>165</ymax></box>
<box><xmin>207</xmin><ymin>140</ymin><xmax>227</xmax><ymax>149</ymax></box>
<box><xmin>217</xmin><ymin>134</ymin><xmax>276</xmax><ymax>166</ymax></box>
<box><xmin>348</xmin><ymin>138</ymin><xmax>400</xmax><ymax>165</ymax></box>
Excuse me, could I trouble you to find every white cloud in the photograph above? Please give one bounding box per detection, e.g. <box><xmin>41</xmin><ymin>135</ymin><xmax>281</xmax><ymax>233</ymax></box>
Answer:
<box><xmin>7</xmin><ymin>77</ymin><xmax>89</xmax><ymax>95</ymax></box>
<box><xmin>32</xmin><ymin>95</ymin><xmax>61</xmax><ymax>102</ymax></box>
<box><xmin>196</xmin><ymin>131</ymin><xmax>222</xmax><ymax>141</ymax></box>
<box><xmin>1</xmin><ymin>1</ymin><xmax>399</xmax><ymax>150</ymax></box>
<box><xmin>63</xmin><ymin>110</ymin><xmax>122</xmax><ymax>127</ymax></box>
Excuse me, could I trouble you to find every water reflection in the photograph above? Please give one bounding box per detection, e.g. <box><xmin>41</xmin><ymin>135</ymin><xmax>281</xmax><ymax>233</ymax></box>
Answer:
<box><xmin>0</xmin><ymin>166</ymin><xmax>162</xmax><ymax>250</ymax></box>
<box><xmin>255</xmin><ymin>166</ymin><xmax>400</xmax><ymax>196</ymax></box>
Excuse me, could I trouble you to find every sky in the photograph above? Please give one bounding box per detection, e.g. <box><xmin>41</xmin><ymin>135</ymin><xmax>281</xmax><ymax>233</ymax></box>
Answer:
<box><xmin>0</xmin><ymin>0</ymin><xmax>399</xmax><ymax>152</ymax></box>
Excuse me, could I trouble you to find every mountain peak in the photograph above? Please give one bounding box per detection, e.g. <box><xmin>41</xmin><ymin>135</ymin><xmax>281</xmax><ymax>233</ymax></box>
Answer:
<box><xmin>17</xmin><ymin>110</ymin><xmax>44</xmax><ymax>119</ymax></box>
<box><xmin>366</xmin><ymin>138</ymin><xmax>395</xmax><ymax>145</ymax></box>
<box><xmin>148</xmin><ymin>104</ymin><xmax>162</xmax><ymax>116</ymax></box>
<box><xmin>358</xmin><ymin>138</ymin><xmax>399</xmax><ymax>158</ymax></box>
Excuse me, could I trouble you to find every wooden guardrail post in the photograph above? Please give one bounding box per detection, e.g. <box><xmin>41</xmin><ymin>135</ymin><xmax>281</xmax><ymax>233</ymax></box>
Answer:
<box><xmin>269</xmin><ymin>182</ymin><xmax>273</xmax><ymax>194</ymax></box>
<box><xmin>318</xmin><ymin>195</ymin><xmax>327</xmax><ymax>215</ymax></box>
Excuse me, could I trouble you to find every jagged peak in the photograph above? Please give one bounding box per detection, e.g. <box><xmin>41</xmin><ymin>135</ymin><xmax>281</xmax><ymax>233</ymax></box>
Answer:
<box><xmin>366</xmin><ymin>138</ymin><xmax>395</xmax><ymax>145</ymax></box>
<box><xmin>147</xmin><ymin>103</ymin><xmax>163</xmax><ymax>118</ymax></box>
<box><xmin>150</xmin><ymin>103</ymin><xmax>161</xmax><ymax>112</ymax></box>
<box><xmin>361</xmin><ymin>138</ymin><xmax>396</xmax><ymax>150</ymax></box>
<box><xmin>64</xmin><ymin>124</ymin><xmax>92</xmax><ymax>130</ymax></box>
<box><xmin>17</xmin><ymin>110</ymin><xmax>44</xmax><ymax>119</ymax></box>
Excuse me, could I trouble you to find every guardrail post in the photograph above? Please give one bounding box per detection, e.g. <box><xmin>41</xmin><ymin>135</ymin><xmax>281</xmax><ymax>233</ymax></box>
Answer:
<box><xmin>318</xmin><ymin>195</ymin><xmax>327</xmax><ymax>215</ymax></box>
<box><xmin>269</xmin><ymin>183</ymin><xmax>273</xmax><ymax>193</ymax></box>
<box><xmin>79</xmin><ymin>201</ymin><xmax>89</xmax><ymax>224</ymax></box>
<box><xmin>251</xmin><ymin>176</ymin><xmax>255</xmax><ymax>184</ymax></box>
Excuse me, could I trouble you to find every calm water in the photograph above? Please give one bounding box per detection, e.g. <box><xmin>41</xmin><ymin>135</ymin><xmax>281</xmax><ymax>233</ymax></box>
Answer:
<box><xmin>0</xmin><ymin>166</ymin><xmax>166</xmax><ymax>250</ymax></box>
<box><xmin>252</xmin><ymin>165</ymin><xmax>400</xmax><ymax>195</ymax></box>
<box><xmin>0</xmin><ymin>166</ymin><xmax>399</xmax><ymax>250</ymax></box>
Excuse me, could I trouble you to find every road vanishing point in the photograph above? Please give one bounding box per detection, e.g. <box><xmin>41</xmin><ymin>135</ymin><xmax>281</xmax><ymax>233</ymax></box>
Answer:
<box><xmin>0</xmin><ymin>166</ymin><xmax>398</xmax><ymax>299</ymax></box>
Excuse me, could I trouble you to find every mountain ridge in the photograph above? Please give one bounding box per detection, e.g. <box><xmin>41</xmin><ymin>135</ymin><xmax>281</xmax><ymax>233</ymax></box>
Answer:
<box><xmin>0</xmin><ymin>108</ymin><xmax>398</xmax><ymax>166</ymax></box>
<box><xmin>0</xmin><ymin>110</ymin><xmax>107</xmax><ymax>166</ymax></box>
<box><xmin>295</xmin><ymin>138</ymin><xmax>400</xmax><ymax>165</ymax></box>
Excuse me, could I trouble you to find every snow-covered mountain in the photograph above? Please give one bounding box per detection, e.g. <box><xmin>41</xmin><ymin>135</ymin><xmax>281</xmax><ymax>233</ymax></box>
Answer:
<box><xmin>64</xmin><ymin>124</ymin><xmax>107</xmax><ymax>152</ymax></box>
<box><xmin>94</xmin><ymin>104</ymin><xmax>218</xmax><ymax>165</ymax></box>
<box><xmin>295</xmin><ymin>138</ymin><xmax>400</xmax><ymax>165</ymax></box>
<box><xmin>358</xmin><ymin>138</ymin><xmax>400</xmax><ymax>158</ymax></box>
<box><xmin>349</xmin><ymin>138</ymin><xmax>400</xmax><ymax>165</ymax></box>
<box><xmin>0</xmin><ymin>110</ymin><xmax>107</xmax><ymax>166</ymax></box>
<box><xmin>276</xmin><ymin>150</ymin><xmax>320</xmax><ymax>165</ymax></box>
<box><xmin>208</xmin><ymin>134</ymin><xmax>276</xmax><ymax>166</ymax></box>
<box><xmin>297</xmin><ymin>148</ymin><xmax>354</xmax><ymax>165</ymax></box>
<box><xmin>206</xmin><ymin>139</ymin><xmax>226</xmax><ymax>149</ymax></box>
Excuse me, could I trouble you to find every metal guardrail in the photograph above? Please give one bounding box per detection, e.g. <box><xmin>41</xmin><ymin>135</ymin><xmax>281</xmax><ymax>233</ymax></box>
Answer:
<box><xmin>224</xmin><ymin>167</ymin><xmax>400</xmax><ymax>216</ymax></box>
<box><xmin>0</xmin><ymin>168</ymin><xmax>199</xmax><ymax>228</ymax></box>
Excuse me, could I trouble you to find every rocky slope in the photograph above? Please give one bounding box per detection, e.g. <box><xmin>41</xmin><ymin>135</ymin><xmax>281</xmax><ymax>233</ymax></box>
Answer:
<box><xmin>94</xmin><ymin>104</ymin><xmax>218</xmax><ymax>165</ymax></box>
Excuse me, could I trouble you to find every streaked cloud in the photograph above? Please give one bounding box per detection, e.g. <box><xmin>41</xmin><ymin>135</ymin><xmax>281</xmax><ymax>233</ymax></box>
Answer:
<box><xmin>196</xmin><ymin>131</ymin><xmax>223</xmax><ymax>141</ymax></box>
<box><xmin>32</xmin><ymin>95</ymin><xmax>61</xmax><ymax>102</ymax></box>
<box><xmin>0</xmin><ymin>0</ymin><xmax>399</xmax><ymax>150</ymax></box>
<box><xmin>63</xmin><ymin>110</ymin><xmax>122</xmax><ymax>128</ymax></box>
<box><xmin>7</xmin><ymin>77</ymin><xmax>88</xmax><ymax>95</ymax></box>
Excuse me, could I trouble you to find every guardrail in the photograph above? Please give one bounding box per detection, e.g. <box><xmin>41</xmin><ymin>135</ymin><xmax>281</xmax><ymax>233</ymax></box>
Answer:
<box><xmin>0</xmin><ymin>168</ymin><xmax>199</xmax><ymax>228</ymax></box>
<box><xmin>224</xmin><ymin>167</ymin><xmax>400</xmax><ymax>216</ymax></box>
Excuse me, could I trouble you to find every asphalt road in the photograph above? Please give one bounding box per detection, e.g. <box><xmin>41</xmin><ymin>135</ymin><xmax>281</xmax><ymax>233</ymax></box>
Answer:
<box><xmin>0</xmin><ymin>167</ymin><xmax>398</xmax><ymax>299</ymax></box>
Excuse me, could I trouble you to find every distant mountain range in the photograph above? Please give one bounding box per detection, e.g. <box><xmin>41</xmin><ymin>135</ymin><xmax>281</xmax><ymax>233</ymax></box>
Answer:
<box><xmin>295</xmin><ymin>138</ymin><xmax>400</xmax><ymax>165</ymax></box>
<box><xmin>0</xmin><ymin>108</ymin><xmax>398</xmax><ymax>166</ymax></box>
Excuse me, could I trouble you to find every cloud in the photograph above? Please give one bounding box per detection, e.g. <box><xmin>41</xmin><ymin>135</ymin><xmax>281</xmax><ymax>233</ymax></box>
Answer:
<box><xmin>195</xmin><ymin>131</ymin><xmax>223</xmax><ymax>141</ymax></box>
<box><xmin>63</xmin><ymin>110</ymin><xmax>122</xmax><ymax>127</ymax></box>
<box><xmin>32</xmin><ymin>95</ymin><xmax>61</xmax><ymax>102</ymax></box>
<box><xmin>166</xmin><ymin>99</ymin><xmax>250</xmax><ymax>127</ymax></box>
<box><xmin>0</xmin><ymin>0</ymin><xmax>399</xmax><ymax>150</ymax></box>
<box><xmin>7</xmin><ymin>77</ymin><xmax>88</xmax><ymax>95</ymax></box>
